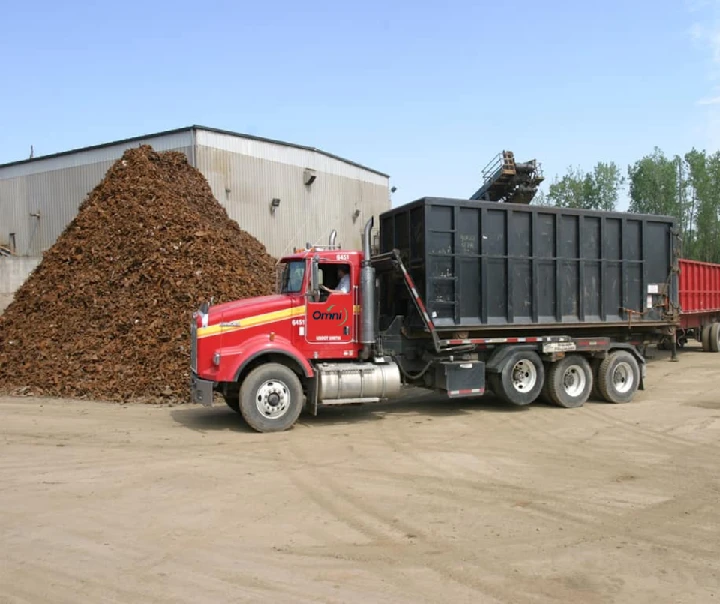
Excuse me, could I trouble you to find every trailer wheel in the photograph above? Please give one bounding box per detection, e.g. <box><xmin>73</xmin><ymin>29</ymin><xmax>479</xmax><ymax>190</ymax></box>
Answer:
<box><xmin>701</xmin><ymin>325</ymin><xmax>712</xmax><ymax>352</ymax></box>
<box><xmin>711</xmin><ymin>323</ymin><xmax>720</xmax><ymax>353</ymax></box>
<box><xmin>239</xmin><ymin>363</ymin><xmax>303</xmax><ymax>432</ymax></box>
<box><xmin>537</xmin><ymin>363</ymin><xmax>553</xmax><ymax>404</ymax></box>
<box><xmin>495</xmin><ymin>351</ymin><xmax>544</xmax><ymax>406</ymax></box>
<box><xmin>547</xmin><ymin>355</ymin><xmax>592</xmax><ymax>408</ymax></box>
<box><xmin>597</xmin><ymin>351</ymin><xmax>640</xmax><ymax>404</ymax></box>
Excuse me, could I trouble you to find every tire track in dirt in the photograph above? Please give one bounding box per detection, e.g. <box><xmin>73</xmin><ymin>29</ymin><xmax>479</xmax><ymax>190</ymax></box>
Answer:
<box><xmin>372</xmin><ymin>408</ymin><xmax>720</xmax><ymax>564</ymax></box>
<box><xmin>283</xmin><ymin>425</ymin><xmax>620</xmax><ymax>604</ymax></box>
<box><xmin>282</xmin><ymin>439</ymin><xmax>529</xmax><ymax>603</ymax></box>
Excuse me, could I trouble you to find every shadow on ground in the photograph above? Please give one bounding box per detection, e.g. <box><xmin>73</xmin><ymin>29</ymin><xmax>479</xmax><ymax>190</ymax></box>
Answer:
<box><xmin>170</xmin><ymin>388</ymin><xmax>549</xmax><ymax>434</ymax></box>
<box><xmin>172</xmin><ymin>343</ymin><xmax>699</xmax><ymax>433</ymax></box>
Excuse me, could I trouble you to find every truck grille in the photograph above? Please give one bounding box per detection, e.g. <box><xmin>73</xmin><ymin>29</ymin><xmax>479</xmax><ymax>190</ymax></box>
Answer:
<box><xmin>190</xmin><ymin>320</ymin><xmax>197</xmax><ymax>372</ymax></box>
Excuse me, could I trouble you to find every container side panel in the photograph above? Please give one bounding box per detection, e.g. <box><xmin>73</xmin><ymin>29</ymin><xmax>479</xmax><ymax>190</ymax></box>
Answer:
<box><xmin>377</xmin><ymin>198</ymin><xmax>676</xmax><ymax>331</ymax></box>
<box><xmin>604</xmin><ymin>263</ymin><xmax>623</xmax><ymax>321</ymax></box>
<box><xmin>513</xmin><ymin>259</ymin><xmax>532</xmax><ymax>322</ymax></box>
<box><xmin>538</xmin><ymin>260</ymin><xmax>557</xmax><ymax>322</ymax></box>
<box><xmin>485</xmin><ymin>210</ymin><xmax>507</xmax><ymax>256</ymax></box>
<box><xmin>561</xmin><ymin>260</ymin><xmax>580</xmax><ymax>321</ymax></box>
<box><xmin>585</xmin><ymin>262</ymin><xmax>602</xmax><ymax>321</ymax></box>
<box><xmin>606</xmin><ymin>219</ymin><xmax>621</xmax><ymax>260</ymax></box>
<box><xmin>561</xmin><ymin>215</ymin><xmax>579</xmax><ymax>258</ymax></box>
<box><xmin>459</xmin><ymin>257</ymin><xmax>480</xmax><ymax>322</ymax></box>
<box><xmin>537</xmin><ymin>214</ymin><xmax>555</xmax><ymax>258</ymax></box>
<box><xmin>626</xmin><ymin>220</ymin><xmax>642</xmax><ymax>261</ymax></box>
<box><xmin>678</xmin><ymin>258</ymin><xmax>720</xmax><ymax>314</ymax></box>
<box><xmin>510</xmin><ymin>212</ymin><xmax>531</xmax><ymax>257</ymax></box>
<box><xmin>582</xmin><ymin>217</ymin><xmax>601</xmax><ymax>259</ymax></box>
<box><xmin>487</xmin><ymin>257</ymin><xmax>508</xmax><ymax>324</ymax></box>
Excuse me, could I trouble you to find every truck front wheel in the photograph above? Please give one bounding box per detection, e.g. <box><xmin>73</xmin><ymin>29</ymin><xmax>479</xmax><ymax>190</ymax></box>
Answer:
<box><xmin>240</xmin><ymin>363</ymin><xmax>303</xmax><ymax>432</ymax></box>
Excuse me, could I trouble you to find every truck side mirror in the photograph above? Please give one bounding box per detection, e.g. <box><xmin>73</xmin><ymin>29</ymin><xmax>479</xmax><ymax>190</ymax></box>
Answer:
<box><xmin>309</xmin><ymin>255</ymin><xmax>320</xmax><ymax>302</ymax></box>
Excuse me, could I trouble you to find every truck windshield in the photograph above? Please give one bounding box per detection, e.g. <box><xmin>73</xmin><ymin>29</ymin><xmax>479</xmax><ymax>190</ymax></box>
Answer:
<box><xmin>279</xmin><ymin>261</ymin><xmax>306</xmax><ymax>294</ymax></box>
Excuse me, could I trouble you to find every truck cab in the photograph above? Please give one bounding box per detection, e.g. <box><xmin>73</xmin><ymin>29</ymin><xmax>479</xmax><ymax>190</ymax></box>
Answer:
<box><xmin>190</xmin><ymin>234</ymin><xmax>382</xmax><ymax>431</ymax></box>
<box><xmin>277</xmin><ymin>248</ymin><xmax>363</xmax><ymax>358</ymax></box>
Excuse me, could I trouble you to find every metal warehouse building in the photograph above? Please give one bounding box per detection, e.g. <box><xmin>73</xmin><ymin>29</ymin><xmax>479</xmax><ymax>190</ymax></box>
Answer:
<box><xmin>0</xmin><ymin>125</ymin><xmax>389</xmax><ymax>298</ymax></box>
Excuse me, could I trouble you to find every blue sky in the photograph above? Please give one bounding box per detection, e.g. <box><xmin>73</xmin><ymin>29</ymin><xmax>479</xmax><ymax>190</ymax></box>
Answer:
<box><xmin>1</xmin><ymin>0</ymin><xmax>718</xmax><ymax>208</ymax></box>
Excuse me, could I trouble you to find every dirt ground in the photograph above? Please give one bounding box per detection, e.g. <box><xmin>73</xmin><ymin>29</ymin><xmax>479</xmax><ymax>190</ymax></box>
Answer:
<box><xmin>1</xmin><ymin>346</ymin><xmax>719</xmax><ymax>604</ymax></box>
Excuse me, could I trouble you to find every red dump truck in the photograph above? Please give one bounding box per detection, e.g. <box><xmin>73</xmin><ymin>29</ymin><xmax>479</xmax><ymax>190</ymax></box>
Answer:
<box><xmin>672</xmin><ymin>258</ymin><xmax>720</xmax><ymax>351</ymax></box>
<box><xmin>190</xmin><ymin>198</ymin><xmax>684</xmax><ymax>432</ymax></box>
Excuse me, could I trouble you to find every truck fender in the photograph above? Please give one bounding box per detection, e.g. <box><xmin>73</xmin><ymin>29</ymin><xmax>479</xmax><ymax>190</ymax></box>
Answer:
<box><xmin>485</xmin><ymin>345</ymin><xmax>537</xmax><ymax>374</ymax></box>
<box><xmin>217</xmin><ymin>335</ymin><xmax>314</xmax><ymax>383</ymax></box>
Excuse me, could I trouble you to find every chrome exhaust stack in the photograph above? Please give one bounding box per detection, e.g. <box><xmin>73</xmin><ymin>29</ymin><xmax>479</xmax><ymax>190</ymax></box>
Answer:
<box><xmin>360</xmin><ymin>217</ymin><xmax>376</xmax><ymax>359</ymax></box>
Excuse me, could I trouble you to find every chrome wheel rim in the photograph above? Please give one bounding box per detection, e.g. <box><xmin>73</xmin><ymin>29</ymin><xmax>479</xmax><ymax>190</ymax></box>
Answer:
<box><xmin>512</xmin><ymin>360</ymin><xmax>537</xmax><ymax>392</ymax></box>
<box><xmin>562</xmin><ymin>364</ymin><xmax>587</xmax><ymax>397</ymax></box>
<box><xmin>256</xmin><ymin>380</ymin><xmax>290</xmax><ymax>419</ymax></box>
<box><xmin>612</xmin><ymin>362</ymin><xmax>634</xmax><ymax>394</ymax></box>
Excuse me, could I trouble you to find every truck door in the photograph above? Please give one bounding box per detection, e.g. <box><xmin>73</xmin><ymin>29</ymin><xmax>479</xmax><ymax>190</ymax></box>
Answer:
<box><xmin>306</xmin><ymin>262</ymin><xmax>354</xmax><ymax>346</ymax></box>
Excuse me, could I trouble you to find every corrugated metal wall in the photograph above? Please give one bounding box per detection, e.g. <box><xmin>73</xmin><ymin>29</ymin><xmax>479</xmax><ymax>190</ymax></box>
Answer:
<box><xmin>195</xmin><ymin>130</ymin><xmax>389</xmax><ymax>257</ymax></box>
<box><xmin>0</xmin><ymin>128</ymin><xmax>389</xmax><ymax>262</ymax></box>
<box><xmin>0</xmin><ymin>132</ymin><xmax>193</xmax><ymax>256</ymax></box>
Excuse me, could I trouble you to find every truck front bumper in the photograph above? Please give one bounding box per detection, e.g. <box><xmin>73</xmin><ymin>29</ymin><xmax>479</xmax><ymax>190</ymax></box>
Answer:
<box><xmin>191</xmin><ymin>373</ymin><xmax>215</xmax><ymax>406</ymax></box>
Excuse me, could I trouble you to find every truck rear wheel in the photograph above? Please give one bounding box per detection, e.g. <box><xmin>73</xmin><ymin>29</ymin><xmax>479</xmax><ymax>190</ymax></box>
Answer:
<box><xmin>239</xmin><ymin>363</ymin><xmax>303</xmax><ymax>432</ymax></box>
<box><xmin>702</xmin><ymin>325</ymin><xmax>712</xmax><ymax>352</ymax></box>
<box><xmin>597</xmin><ymin>351</ymin><xmax>640</xmax><ymax>404</ymax></box>
<box><xmin>546</xmin><ymin>355</ymin><xmax>592</xmax><ymax>408</ymax></box>
<box><xmin>494</xmin><ymin>351</ymin><xmax>544</xmax><ymax>406</ymax></box>
<box><xmin>711</xmin><ymin>323</ymin><xmax>720</xmax><ymax>353</ymax></box>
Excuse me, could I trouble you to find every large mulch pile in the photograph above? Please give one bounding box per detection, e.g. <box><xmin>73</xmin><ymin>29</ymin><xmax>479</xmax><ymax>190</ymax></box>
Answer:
<box><xmin>0</xmin><ymin>145</ymin><xmax>276</xmax><ymax>402</ymax></box>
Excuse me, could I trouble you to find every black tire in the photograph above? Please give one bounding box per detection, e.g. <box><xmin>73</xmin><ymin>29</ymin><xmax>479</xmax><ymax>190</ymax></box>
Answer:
<box><xmin>537</xmin><ymin>363</ymin><xmax>553</xmax><ymax>404</ymax></box>
<box><xmin>546</xmin><ymin>355</ymin><xmax>592</xmax><ymax>408</ymax></box>
<box><xmin>597</xmin><ymin>351</ymin><xmax>640</xmax><ymax>404</ymax></box>
<box><xmin>494</xmin><ymin>350</ymin><xmax>544</xmax><ymax>406</ymax></box>
<box><xmin>223</xmin><ymin>393</ymin><xmax>240</xmax><ymax>414</ymax></box>
<box><xmin>590</xmin><ymin>358</ymin><xmax>603</xmax><ymax>401</ymax></box>
<box><xmin>239</xmin><ymin>363</ymin><xmax>303</xmax><ymax>432</ymax></box>
<box><xmin>487</xmin><ymin>373</ymin><xmax>502</xmax><ymax>400</ymax></box>
<box><xmin>711</xmin><ymin>323</ymin><xmax>720</xmax><ymax>353</ymax></box>
<box><xmin>701</xmin><ymin>325</ymin><xmax>712</xmax><ymax>352</ymax></box>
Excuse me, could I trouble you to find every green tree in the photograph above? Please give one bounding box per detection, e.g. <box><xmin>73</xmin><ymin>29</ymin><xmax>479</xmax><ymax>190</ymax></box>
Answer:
<box><xmin>546</xmin><ymin>166</ymin><xmax>585</xmax><ymax>208</ymax></box>
<box><xmin>627</xmin><ymin>148</ymin><xmax>684</xmax><ymax>220</ymax></box>
<box><xmin>531</xmin><ymin>190</ymin><xmax>551</xmax><ymax>206</ymax></box>
<box><xmin>584</xmin><ymin>162</ymin><xmax>624</xmax><ymax>212</ymax></box>
<box><xmin>684</xmin><ymin>149</ymin><xmax>720</xmax><ymax>263</ymax></box>
<box><xmin>544</xmin><ymin>162</ymin><xmax>623</xmax><ymax>210</ymax></box>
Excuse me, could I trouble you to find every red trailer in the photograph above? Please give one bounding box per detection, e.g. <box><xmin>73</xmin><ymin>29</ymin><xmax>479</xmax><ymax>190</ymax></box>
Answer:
<box><xmin>676</xmin><ymin>258</ymin><xmax>720</xmax><ymax>352</ymax></box>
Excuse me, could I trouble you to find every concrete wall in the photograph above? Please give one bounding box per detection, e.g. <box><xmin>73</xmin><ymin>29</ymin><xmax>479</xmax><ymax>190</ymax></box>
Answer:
<box><xmin>0</xmin><ymin>127</ymin><xmax>390</xmax><ymax>299</ymax></box>
<box><xmin>0</xmin><ymin>257</ymin><xmax>41</xmax><ymax>313</ymax></box>
<box><xmin>0</xmin><ymin>257</ymin><xmax>40</xmax><ymax>294</ymax></box>
<box><xmin>0</xmin><ymin>132</ymin><xmax>193</xmax><ymax>257</ymax></box>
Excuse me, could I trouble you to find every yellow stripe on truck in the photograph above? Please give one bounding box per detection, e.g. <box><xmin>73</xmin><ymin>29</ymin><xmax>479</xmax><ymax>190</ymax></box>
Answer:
<box><xmin>197</xmin><ymin>306</ymin><xmax>306</xmax><ymax>339</ymax></box>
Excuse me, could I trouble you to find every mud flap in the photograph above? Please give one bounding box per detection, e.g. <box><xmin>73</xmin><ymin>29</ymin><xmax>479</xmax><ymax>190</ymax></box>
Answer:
<box><xmin>191</xmin><ymin>373</ymin><xmax>215</xmax><ymax>406</ymax></box>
